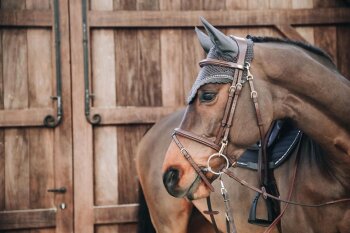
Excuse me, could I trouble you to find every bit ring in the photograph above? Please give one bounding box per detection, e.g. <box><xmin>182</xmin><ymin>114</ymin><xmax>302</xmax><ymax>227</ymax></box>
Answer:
<box><xmin>207</xmin><ymin>153</ymin><xmax>230</xmax><ymax>175</ymax></box>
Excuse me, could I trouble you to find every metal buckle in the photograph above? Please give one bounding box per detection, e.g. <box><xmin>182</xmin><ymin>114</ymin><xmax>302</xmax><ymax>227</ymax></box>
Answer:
<box><xmin>207</xmin><ymin>153</ymin><xmax>230</xmax><ymax>175</ymax></box>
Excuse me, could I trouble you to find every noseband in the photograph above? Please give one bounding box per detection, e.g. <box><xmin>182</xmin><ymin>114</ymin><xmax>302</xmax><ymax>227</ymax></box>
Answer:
<box><xmin>172</xmin><ymin>37</ymin><xmax>260</xmax><ymax>190</ymax></box>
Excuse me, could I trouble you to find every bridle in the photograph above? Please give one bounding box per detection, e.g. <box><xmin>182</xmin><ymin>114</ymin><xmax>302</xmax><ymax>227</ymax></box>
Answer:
<box><xmin>172</xmin><ymin>36</ymin><xmax>257</xmax><ymax>233</ymax></box>
<box><xmin>172</xmin><ymin>36</ymin><xmax>258</xmax><ymax>192</ymax></box>
<box><xmin>171</xmin><ymin>36</ymin><xmax>350</xmax><ymax>233</ymax></box>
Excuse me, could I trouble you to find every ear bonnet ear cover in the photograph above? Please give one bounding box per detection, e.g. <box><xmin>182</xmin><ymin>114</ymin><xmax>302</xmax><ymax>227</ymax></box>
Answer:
<box><xmin>187</xmin><ymin>19</ymin><xmax>239</xmax><ymax>104</ymax></box>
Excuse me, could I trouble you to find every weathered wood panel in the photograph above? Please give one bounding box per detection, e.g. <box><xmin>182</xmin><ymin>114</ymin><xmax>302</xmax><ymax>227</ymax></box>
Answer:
<box><xmin>26</xmin><ymin>1</ymin><xmax>56</xmax><ymax>219</ymax></box>
<box><xmin>314</xmin><ymin>26</ymin><xmax>337</xmax><ymax>64</ymax></box>
<box><xmin>337</xmin><ymin>26</ymin><xmax>350</xmax><ymax>78</ymax></box>
<box><xmin>3</xmin><ymin>28</ymin><xmax>30</xmax><ymax>233</ymax></box>
<box><xmin>0</xmin><ymin>10</ymin><xmax>52</xmax><ymax>27</ymax></box>
<box><xmin>0</xmin><ymin>1</ymin><xmax>73</xmax><ymax>233</ymax></box>
<box><xmin>88</xmin><ymin>8</ymin><xmax>350</xmax><ymax>27</ymax></box>
<box><xmin>71</xmin><ymin>0</ymin><xmax>95</xmax><ymax>232</ymax></box>
<box><xmin>0</xmin><ymin>29</ymin><xmax>4</xmax><ymax>212</ymax></box>
<box><xmin>94</xmin><ymin>204</ymin><xmax>138</xmax><ymax>224</ymax></box>
<box><xmin>91</xmin><ymin>2</ymin><xmax>120</xmax><ymax>233</ymax></box>
<box><xmin>0</xmin><ymin>208</ymin><xmax>56</xmax><ymax>230</ymax></box>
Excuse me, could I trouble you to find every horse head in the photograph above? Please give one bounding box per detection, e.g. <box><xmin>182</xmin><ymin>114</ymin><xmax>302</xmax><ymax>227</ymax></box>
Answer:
<box><xmin>162</xmin><ymin>18</ymin><xmax>275</xmax><ymax>200</ymax></box>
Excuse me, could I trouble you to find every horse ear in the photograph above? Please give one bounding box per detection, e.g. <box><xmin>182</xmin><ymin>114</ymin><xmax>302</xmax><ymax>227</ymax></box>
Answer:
<box><xmin>195</xmin><ymin>27</ymin><xmax>213</xmax><ymax>53</ymax></box>
<box><xmin>200</xmin><ymin>17</ymin><xmax>238</xmax><ymax>59</ymax></box>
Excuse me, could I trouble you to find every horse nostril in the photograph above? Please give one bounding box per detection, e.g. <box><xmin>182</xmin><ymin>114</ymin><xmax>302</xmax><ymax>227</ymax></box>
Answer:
<box><xmin>163</xmin><ymin>168</ymin><xmax>180</xmax><ymax>188</ymax></box>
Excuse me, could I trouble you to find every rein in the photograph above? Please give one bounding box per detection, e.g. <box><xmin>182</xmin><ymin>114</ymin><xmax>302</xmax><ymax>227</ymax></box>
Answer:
<box><xmin>172</xmin><ymin>36</ymin><xmax>350</xmax><ymax>233</ymax></box>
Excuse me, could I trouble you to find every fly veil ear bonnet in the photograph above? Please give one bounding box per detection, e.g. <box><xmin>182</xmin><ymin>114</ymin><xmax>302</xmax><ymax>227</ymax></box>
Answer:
<box><xmin>187</xmin><ymin>17</ymin><xmax>253</xmax><ymax>104</ymax></box>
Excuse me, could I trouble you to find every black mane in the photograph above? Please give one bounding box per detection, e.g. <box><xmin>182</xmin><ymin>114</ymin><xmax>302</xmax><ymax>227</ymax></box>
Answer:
<box><xmin>247</xmin><ymin>35</ymin><xmax>335</xmax><ymax>65</ymax></box>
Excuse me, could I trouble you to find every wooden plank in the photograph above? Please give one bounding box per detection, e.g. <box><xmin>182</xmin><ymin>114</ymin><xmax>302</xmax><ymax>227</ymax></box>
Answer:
<box><xmin>117</xmin><ymin>125</ymin><xmax>150</xmax><ymax>203</ymax></box>
<box><xmin>27</xmin><ymin>29</ymin><xmax>53</xmax><ymax>109</ymax></box>
<box><xmin>225</xmin><ymin>27</ymin><xmax>249</xmax><ymax>38</ymax></box>
<box><xmin>91</xmin><ymin>0</ymin><xmax>119</xmax><ymax>229</ymax></box>
<box><xmin>115</xmin><ymin>29</ymin><xmax>161</xmax><ymax>107</ymax></box>
<box><xmin>313</xmin><ymin>0</ymin><xmax>347</xmax><ymax>8</ymax></box>
<box><xmin>247</xmin><ymin>26</ymin><xmax>281</xmax><ymax>37</ymax></box>
<box><xmin>160</xmin><ymin>29</ymin><xmax>184</xmax><ymax>107</ymax></box>
<box><xmin>314</xmin><ymin>26</ymin><xmax>337</xmax><ymax>64</ymax></box>
<box><xmin>115</xmin><ymin>30</ymin><xmax>139</xmax><ymax>106</ymax></box>
<box><xmin>269</xmin><ymin>0</ymin><xmax>291</xmax><ymax>9</ymax></box>
<box><xmin>226</xmin><ymin>0</ymin><xmax>248</xmax><ymax>10</ymax></box>
<box><xmin>292</xmin><ymin>0</ymin><xmax>313</xmax><ymax>8</ymax></box>
<box><xmin>136</xmin><ymin>0</ymin><xmax>159</xmax><ymax>10</ymax></box>
<box><xmin>70</xmin><ymin>0</ymin><xmax>94</xmax><ymax>233</ymax></box>
<box><xmin>91</xmin><ymin>9</ymin><xmax>119</xmax><ymax>233</ymax></box>
<box><xmin>0</xmin><ymin>108</ymin><xmax>54</xmax><ymax>127</ymax></box>
<box><xmin>113</xmin><ymin>0</ymin><xmax>137</xmax><ymax>10</ymax></box>
<box><xmin>160</xmin><ymin>0</ymin><xmax>182</xmax><ymax>107</ymax></box>
<box><xmin>3</xmin><ymin>29</ymin><xmax>28</xmax><ymax>110</ymax></box>
<box><xmin>138</xmin><ymin>29</ymin><xmax>162</xmax><ymax>106</ymax></box>
<box><xmin>0</xmin><ymin>10</ymin><xmax>52</xmax><ymax>27</ymax></box>
<box><xmin>89</xmin><ymin>8</ymin><xmax>350</xmax><ymax>28</ymax></box>
<box><xmin>94</xmin><ymin>204</ymin><xmax>138</xmax><ymax>224</ymax></box>
<box><xmin>28</xmin><ymin>128</ymin><xmax>54</xmax><ymax>208</ymax></box>
<box><xmin>248</xmin><ymin>0</ymin><xmax>269</xmax><ymax>9</ymax></box>
<box><xmin>181</xmin><ymin>0</ymin><xmax>203</xmax><ymax>10</ymax></box>
<box><xmin>337</xmin><ymin>26</ymin><xmax>350</xmax><ymax>79</ymax></box>
<box><xmin>182</xmin><ymin>28</ymin><xmax>205</xmax><ymax>98</ymax></box>
<box><xmin>4</xmin><ymin>128</ymin><xmax>29</xmax><ymax>209</ymax></box>
<box><xmin>293</xmin><ymin>0</ymin><xmax>314</xmax><ymax>45</ymax></box>
<box><xmin>3</xmin><ymin>21</ymin><xmax>30</xmax><ymax>217</ymax></box>
<box><xmin>275</xmin><ymin>24</ymin><xmax>307</xmax><ymax>42</ymax></box>
<box><xmin>26</xmin><ymin>1</ymin><xmax>55</xmax><ymax>212</ymax></box>
<box><xmin>91</xmin><ymin>106</ymin><xmax>178</xmax><ymax>124</ymax></box>
<box><xmin>91</xmin><ymin>0</ymin><xmax>118</xmax><ymax>210</ymax></box>
<box><xmin>0</xmin><ymin>208</ymin><xmax>56</xmax><ymax>230</ymax></box>
<box><xmin>0</xmin><ymin>30</ymin><xmax>4</xmax><ymax>211</ymax></box>
<box><xmin>26</xmin><ymin>0</ymin><xmax>51</xmax><ymax>10</ymax></box>
<box><xmin>159</xmin><ymin>0</ymin><xmax>181</xmax><ymax>10</ymax></box>
<box><xmin>52</xmin><ymin>1</ymin><xmax>74</xmax><ymax>232</ymax></box>
<box><xmin>203</xmin><ymin>0</ymin><xmax>225</xmax><ymax>10</ymax></box>
<box><xmin>117</xmin><ymin>3</ymin><xmax>158</xmax><ymax>231</ymax></box>
<box><xmin>0</xmin><ymin>0</ymin><xmax>26</xmax><ymax>9</ymax></box>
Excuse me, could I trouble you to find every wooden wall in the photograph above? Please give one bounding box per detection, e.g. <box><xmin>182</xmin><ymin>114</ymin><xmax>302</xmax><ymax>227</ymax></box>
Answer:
<box><xmin>0</xmin><ymin>0</ymin><xmax>73</xmax><ymax>232</ymax></box>
<box><xmin>0</xmin><ymin>0</ymin><xmax>349</xmax><ymax>233</ymax></box>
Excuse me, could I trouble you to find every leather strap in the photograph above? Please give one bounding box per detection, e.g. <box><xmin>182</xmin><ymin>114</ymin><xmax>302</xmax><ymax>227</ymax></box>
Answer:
<box><xmin>172</xmin><ymin>134</ymin><xmax>215</xmax><ymax>192</ymax></box>
<box><xmin>174</xmin><ymin>128</ymin><xmax>220</xmax><ymax>151</ymax></box>
<box><xmin>204</xmin><ymin>197</ymin><xmax>220</xmax><ymax>233</ymax></box>
<box><xmin>263</xmin><ymin>136</ymin><xmax>302</xmax><ymax>233</ymax></box>
<box><xmin>222</xmin><ymin>167</ymin><xmax>350</xmax><ymax>208</ymax></box>
<box><xmin>222</xmin><ymin>186</ymin><xmax>237</xmax><ymax>233</ymax></box>
<box><xmin>199</xmin><ymin>58</ymin><xmax>244</xmax><ymax>70</ymax></box>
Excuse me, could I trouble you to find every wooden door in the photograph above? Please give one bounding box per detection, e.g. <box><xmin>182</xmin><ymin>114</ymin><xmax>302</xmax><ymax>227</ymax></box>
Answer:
<box><xmin>0</xmin><ymin>0</ymin><xmax>73</xmax><ymax>232</ymax></box>
<box><xmin>70</xmin><ymin>0</ymin><xmax>350</xmax><ymax>233</ymax></box>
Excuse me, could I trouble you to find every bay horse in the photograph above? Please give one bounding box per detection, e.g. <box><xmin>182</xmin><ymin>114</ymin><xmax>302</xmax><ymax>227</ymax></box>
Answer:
<box><xmin>137</xmin><ymin>108</ymin><xmax>282</xmax><ymax>233</ymax></box>
<box><xmin>161</xmin><ymin>18</ymin><xmax>350</xmax><ymax>232</ymax></box>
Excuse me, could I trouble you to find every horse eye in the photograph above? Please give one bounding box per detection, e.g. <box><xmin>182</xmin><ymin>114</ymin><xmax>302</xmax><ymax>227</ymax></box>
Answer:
<box><xmin>199</xmin><ymin>92</ymin><xmax>217</xmax><ymax>103</ymax></box>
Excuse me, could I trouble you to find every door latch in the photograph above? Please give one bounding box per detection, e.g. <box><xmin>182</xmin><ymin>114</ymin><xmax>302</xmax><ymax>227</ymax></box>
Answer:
<box><xmin>47</xmin><ymin>187</ymin><xmax>67</xmax><ymax>194</ymax></box>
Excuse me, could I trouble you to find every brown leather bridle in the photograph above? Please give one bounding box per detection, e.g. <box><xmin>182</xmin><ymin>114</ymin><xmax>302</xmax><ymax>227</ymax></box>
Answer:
<box><xmin>172</xmin><ymin>36</ymin><xmax>261</xmax><ymax>191</ymax></box>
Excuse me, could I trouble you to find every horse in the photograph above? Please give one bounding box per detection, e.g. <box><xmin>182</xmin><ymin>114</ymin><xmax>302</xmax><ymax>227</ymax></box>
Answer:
<box><xmin>161</xmin><ymin>18</ymin><xmax>350</xmax><ymax>233</ymax></box>
<box><xmin>137</xmin><ymin>108</ymin><xmax>283</xmax><ymax>233</ymax></box>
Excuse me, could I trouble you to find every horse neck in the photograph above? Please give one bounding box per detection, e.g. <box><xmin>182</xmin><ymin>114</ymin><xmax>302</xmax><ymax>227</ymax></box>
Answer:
<box><xmin>275</xmin><ymin>135</ymin><xmax>350</xmax><ymax>199</ymax></box>
<box><xmin>258</xmin><ymin>43</ymin><xmax>350</xmax><ymax>158</ymax></box>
